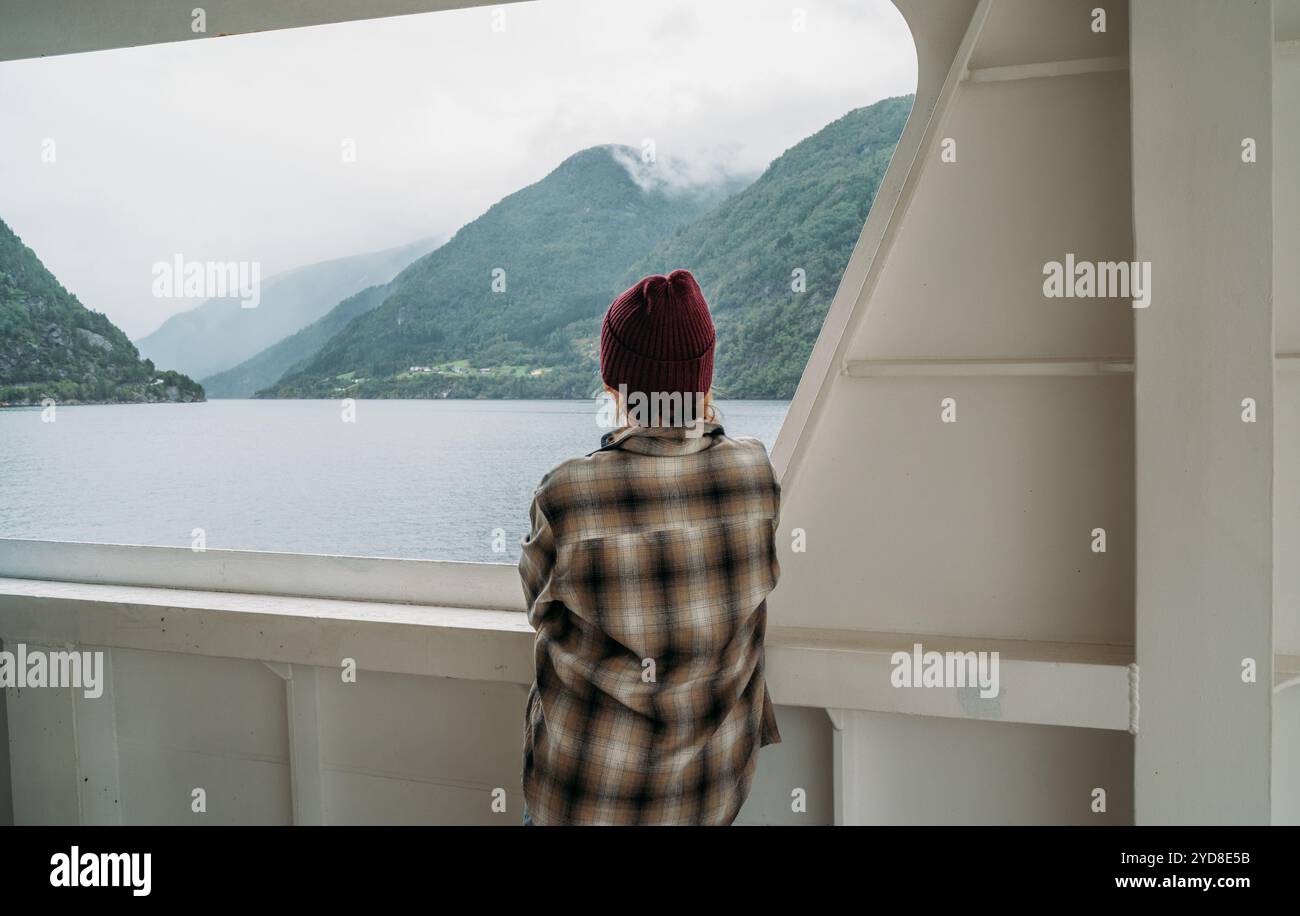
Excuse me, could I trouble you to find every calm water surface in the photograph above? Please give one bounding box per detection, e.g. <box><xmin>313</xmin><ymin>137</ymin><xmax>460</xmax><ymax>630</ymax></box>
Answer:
<box><xmin>0</xmin><ymin>399</ymin><xmax>788</xmax><ymax>563</ymax></box>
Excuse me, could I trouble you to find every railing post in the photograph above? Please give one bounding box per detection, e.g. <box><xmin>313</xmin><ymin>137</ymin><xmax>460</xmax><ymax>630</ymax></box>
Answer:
<box><xmin>267</xmin><ymin>662</ymin><xmax>325</xmax><ymax>825</ymax></box>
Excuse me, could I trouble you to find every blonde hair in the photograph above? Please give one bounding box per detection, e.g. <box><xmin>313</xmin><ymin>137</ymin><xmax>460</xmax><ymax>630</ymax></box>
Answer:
<box><xmin>601</xmin><ymin>384</ymin><xmax>719</xmax><ymax>429</ymax></box>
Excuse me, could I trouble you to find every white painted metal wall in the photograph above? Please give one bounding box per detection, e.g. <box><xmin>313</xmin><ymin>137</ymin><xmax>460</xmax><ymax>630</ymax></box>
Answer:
<box><xmin>3</xmin><ymin>645</ymin><xmax>831</xmax><ymax>825</ymax></box>
<box><xmin>774</xmin><ymin>0</ymin><xmax>1138</xmax><ymax>824</ymax></box>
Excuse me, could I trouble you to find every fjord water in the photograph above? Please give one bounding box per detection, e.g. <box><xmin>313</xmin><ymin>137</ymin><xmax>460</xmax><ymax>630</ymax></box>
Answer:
<box><xmin>0</xmin><ymin>399</ymin><xmax>788</xmax><ymax>563</ymax></box>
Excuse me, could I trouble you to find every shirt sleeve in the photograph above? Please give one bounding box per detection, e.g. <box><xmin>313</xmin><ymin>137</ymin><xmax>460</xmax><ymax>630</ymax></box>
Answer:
<box><xmin>767</xmin><ymin>456</ymin><xmax>783</xmax><ymax>588</ymax></box>
<box><xmin>518</xmin><ymin>490</ymin><xmax>557</xmax><ymax>629</ymax></box>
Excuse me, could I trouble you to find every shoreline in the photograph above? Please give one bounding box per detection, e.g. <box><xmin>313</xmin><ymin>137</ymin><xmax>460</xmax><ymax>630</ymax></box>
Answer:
<box><xmin>0</xmin><ymin>397</ymin><xmax>207</xmax><ymax>409</ymax></box>
<box><xmin>0</xmin><ymin>395</ymin><xmax>791</xmax><ymax>410</ymax></box>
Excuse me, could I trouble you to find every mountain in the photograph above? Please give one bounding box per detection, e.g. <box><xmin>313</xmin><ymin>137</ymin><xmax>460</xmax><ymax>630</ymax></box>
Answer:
<box><xmin>630</xmin><ymin>95</ymin><xmax>912</xmax><ymax>398</ymax></box>
<box><xmin>258</xmin><ymin>97</ymin><xmax>911</xmax><ymax>400</ymax></box>
<box><xmin>258</xmin><ymin>146</ymin><xmax>747</xmax><ymax>399</ymax></box>
<box><xmin>135</xmin><ymin>237</ymin><xmax>437</xmax><ymax>382</ymax></box>
<box><xmin>0</xmin><ymin>218</ymin><xmax>203</xmax><ymax>406</ymax></box>
<box><xmin>201</xmin><ymin>282</ymin><xmax>391</xmax><ymax>398</ymax></box>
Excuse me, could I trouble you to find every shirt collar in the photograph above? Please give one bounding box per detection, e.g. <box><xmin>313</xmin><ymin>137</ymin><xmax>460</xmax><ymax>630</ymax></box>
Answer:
<box><xmin>594</xmin><ymin>422</ymin><xmax>725</xmax><ymax>456</ymax></box>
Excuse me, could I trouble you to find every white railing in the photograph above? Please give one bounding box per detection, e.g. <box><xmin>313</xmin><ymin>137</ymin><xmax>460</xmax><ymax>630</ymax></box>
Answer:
<box><xmin>0</xmin><ymin>537</ymin><xmax>1146</xmax><ymax>825</ymax></box>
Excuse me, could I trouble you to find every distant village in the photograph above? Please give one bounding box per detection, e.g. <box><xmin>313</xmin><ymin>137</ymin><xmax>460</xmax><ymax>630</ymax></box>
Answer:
<box><xmin>405</xmin><ymin>362</ymin><xmax>548</xmax><ymax>378</ymax></box>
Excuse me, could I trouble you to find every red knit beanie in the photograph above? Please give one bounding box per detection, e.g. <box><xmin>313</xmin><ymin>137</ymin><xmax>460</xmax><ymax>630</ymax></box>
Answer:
<box><xmin>599</xmin><ymin>269</ymin><xmax>715</xmax><ymax>398</ymax></box>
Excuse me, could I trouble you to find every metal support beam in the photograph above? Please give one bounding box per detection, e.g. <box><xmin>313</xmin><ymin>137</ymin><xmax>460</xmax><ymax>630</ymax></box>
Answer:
<box><xmin>1131</xmin><ymin>0</ymin><xmax>1275</xmax><ymax>824</ymax></box>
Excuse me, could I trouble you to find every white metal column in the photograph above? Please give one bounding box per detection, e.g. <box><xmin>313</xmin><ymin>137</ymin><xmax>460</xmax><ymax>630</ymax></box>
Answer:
<box><xmin>1131</xmin><ymin>0</ymin><xmax>1275</xmax><ymax>824</ymax></box>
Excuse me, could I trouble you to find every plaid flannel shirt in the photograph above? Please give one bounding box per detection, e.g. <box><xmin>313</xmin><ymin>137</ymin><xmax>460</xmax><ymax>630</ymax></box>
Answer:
<box><xmin>519</xmin><ymin>421</ymin><xmax>782</xmax><ymax>826</ymax></box>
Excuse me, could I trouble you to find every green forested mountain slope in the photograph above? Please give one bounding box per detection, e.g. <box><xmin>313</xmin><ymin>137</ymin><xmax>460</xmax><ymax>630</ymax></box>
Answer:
<box><xmin>0</xmin><ymin>218</ymin><xmax>203</xmax><ymax>406</ymax></box>
<box><xmin>627</xmin><ymin>94</ymin><xmax>912</xmax><ymax>397</ymax></box>
<box><xmin>260</xmin><ymin>96</ymin><xmax>910</xmax><ymax>400</ymax></box>
<box><xmin>261</xmin><ymin>146</ymin><xmax>739</xmax><ymax>399</ymax></box>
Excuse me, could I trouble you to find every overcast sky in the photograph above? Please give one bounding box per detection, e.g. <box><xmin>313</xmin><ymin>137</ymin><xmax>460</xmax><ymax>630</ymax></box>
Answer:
<box><xmin>0</xmin><ymin>0</ymin><xmax>915</xmax><ymax>339</ymax></box>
